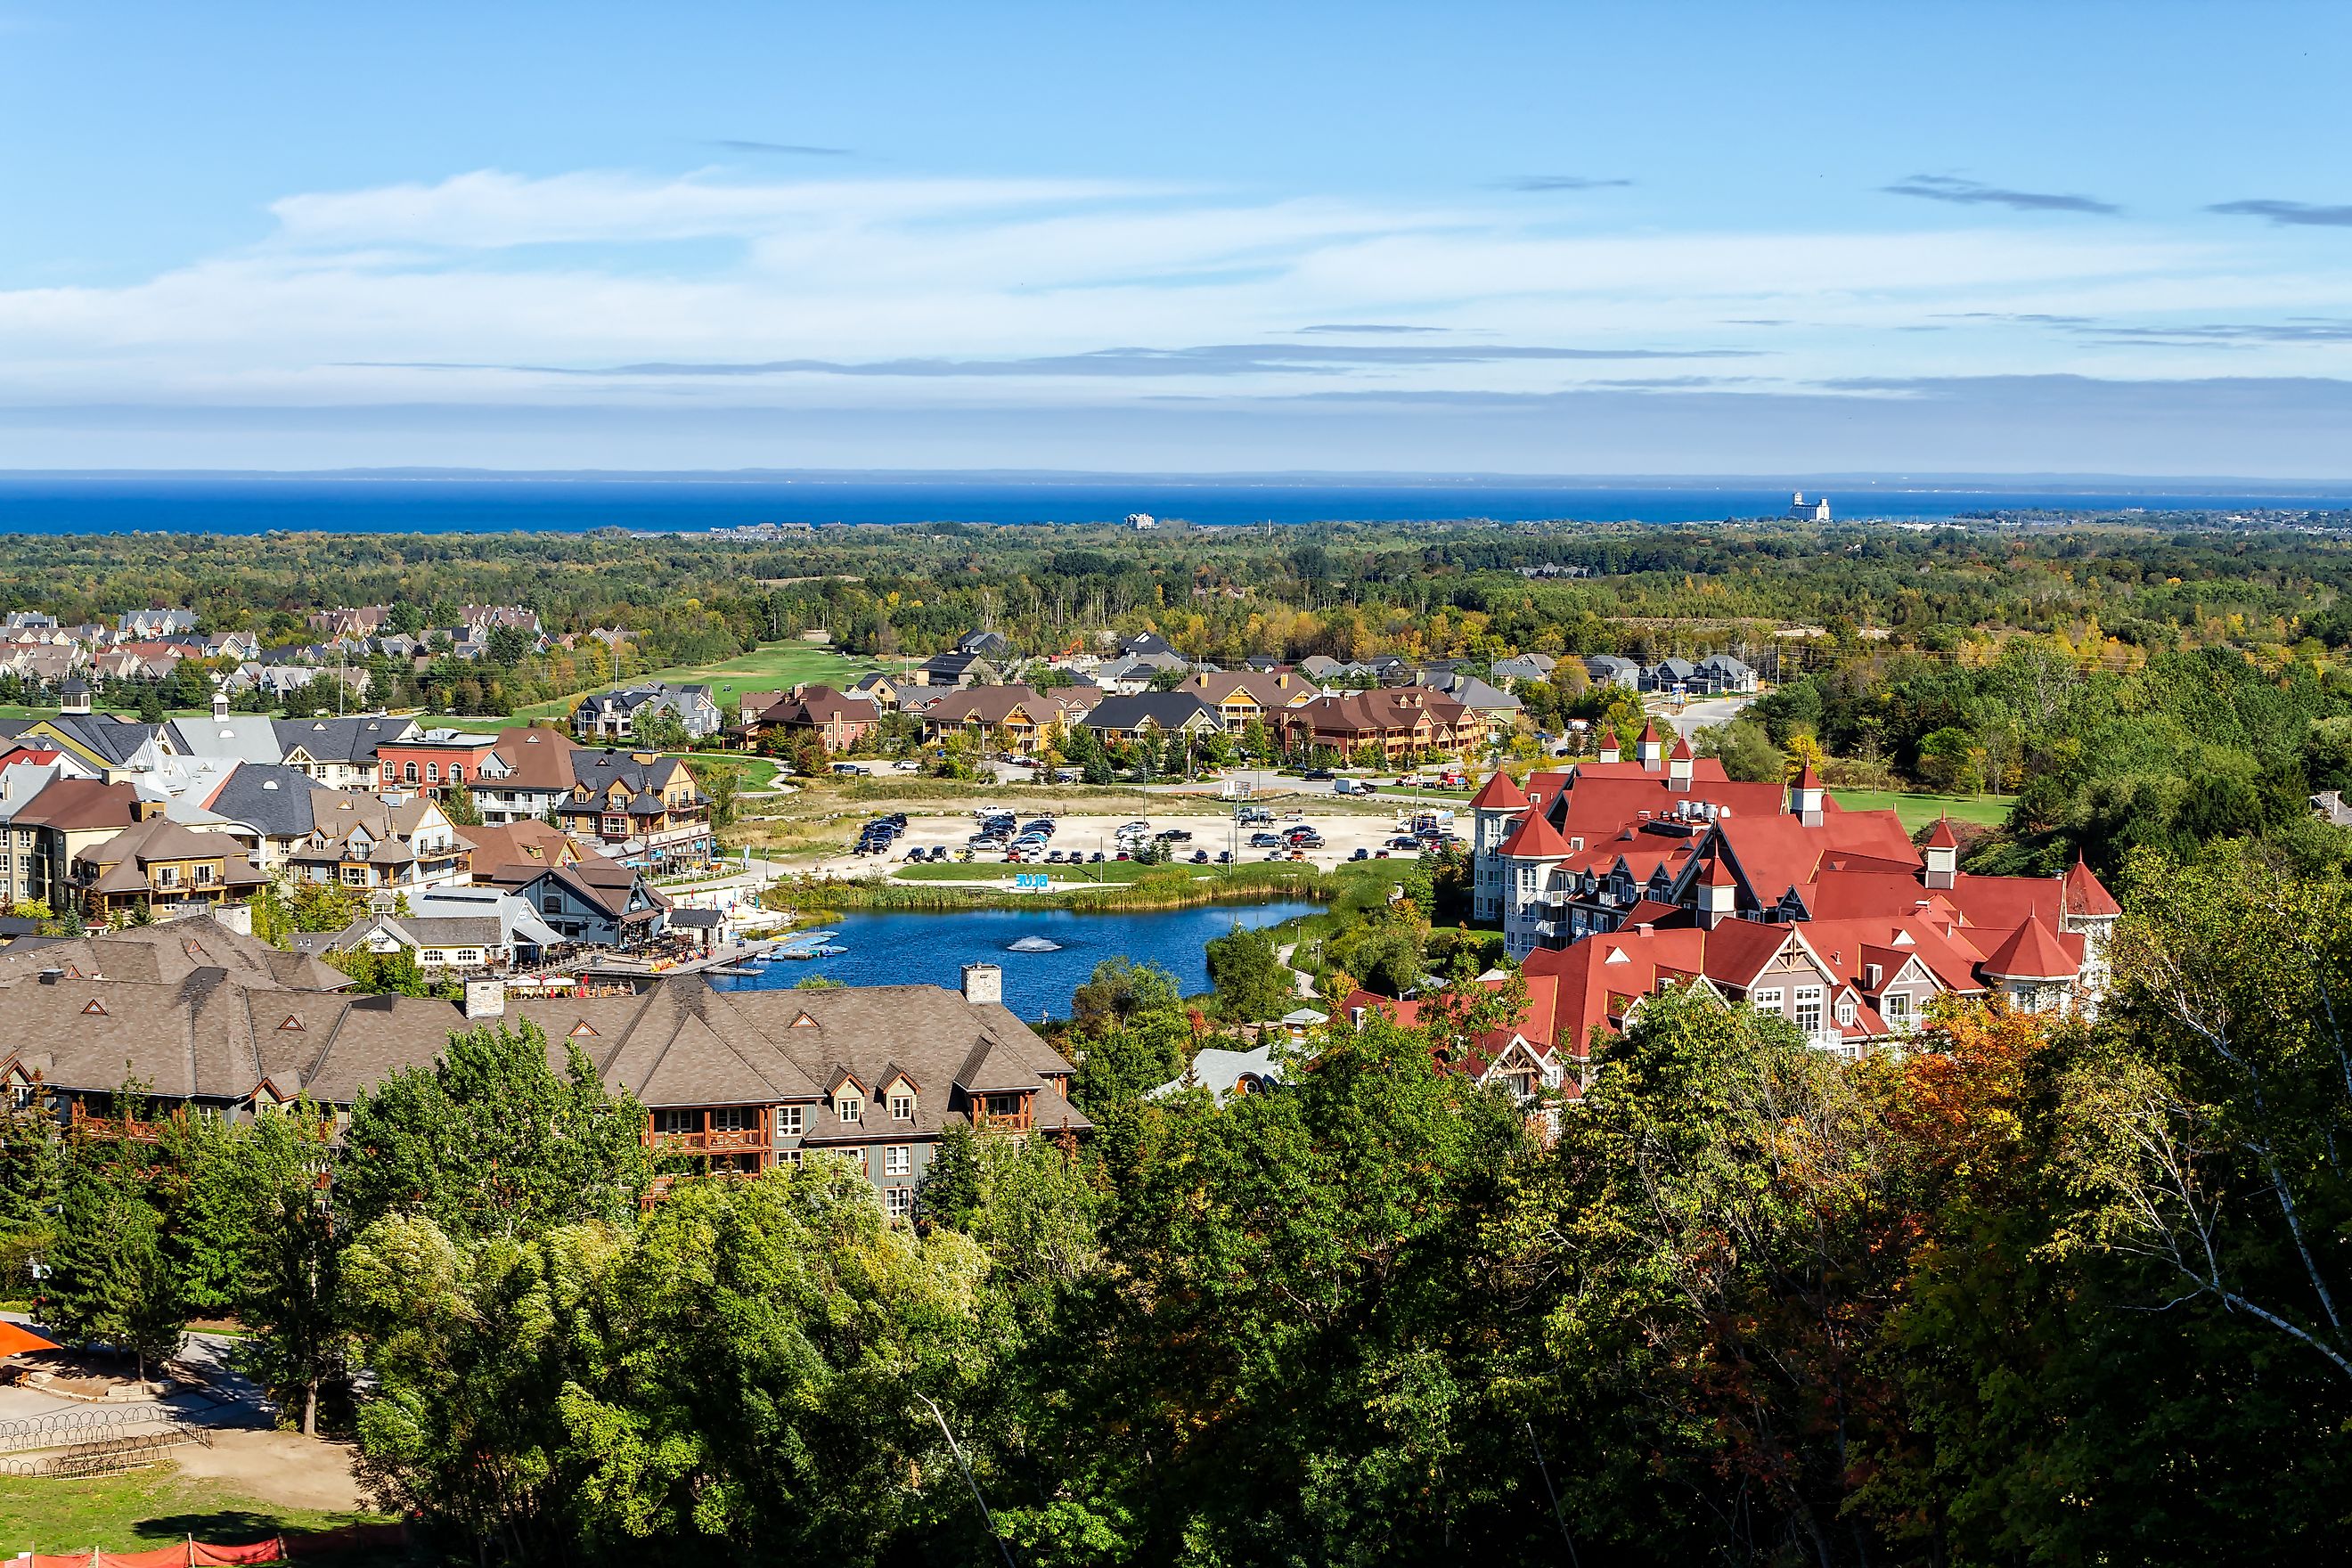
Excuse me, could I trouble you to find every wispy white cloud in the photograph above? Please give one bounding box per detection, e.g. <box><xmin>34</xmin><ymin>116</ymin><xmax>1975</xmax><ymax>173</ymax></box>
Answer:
<box><xmin>0</xmin><ymin>166</ymin><xmax>2345</xmax><ymax>420</ymax></box>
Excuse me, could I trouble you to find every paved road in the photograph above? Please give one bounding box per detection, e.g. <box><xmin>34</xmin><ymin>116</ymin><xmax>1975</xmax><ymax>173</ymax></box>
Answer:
<box><xmin>1658</xmin><ymin>694</ymin><xmax>1753</xmax><ymax>739</ymax></box>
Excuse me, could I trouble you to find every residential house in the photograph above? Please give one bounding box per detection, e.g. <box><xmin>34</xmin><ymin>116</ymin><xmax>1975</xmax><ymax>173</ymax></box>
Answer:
<box><xmin>69</xmin><ymin>816</ymin><xmax>267</xmax><ymax>921</ymax></box>
<box><xmin>184</xmin><ymin>762</ymin><xmax>325</xmax><ymax>869</ymax></box>
<box><xmin>955</xmin><ymin>629</ymin><xmax>1010</xmax><ymax>659</ymax></box>
<box><xmin>1081</xmin><ymin>691</ymin><xmax>1223</xmax><ymax>748</ymax></box>
<box><xmin>1490</xmin><ymin>653</ymin><xmax>1557</xmax><ymax>688</ymax></box>
<box><xmin>845</xmin><ymin>672</ymin><xmax>902</xmax><ymax>710</ymax></box>
<box><xmin>737</xmin><ymin>685</ymin><xmax>881</xmax><ymax>753</ymax></box>
<box><xmin>307</xmin><ymin>606</ymin><xmax>393</xmax><ymax>640</ymax></box>
<box><xmin>289</xmin><ymin>791</ymin><xmax>472</xmax><ymax>902</ymax></box>
<box><xmin>116</xmin><ymin>608</ymin><xmax>198</xmax><ymax>640</ymax></box>
<box><xmin>1695</xmin><ymin>653</ymin><xmax>1759</xmax><ymax>693</ymax></box>
<box><xmin>316</xmin><ymin>892</ymin><xmax>561</xmax><ymax>974</ymax></box>
<box><xmin>1275</xmin><ymin>687</ymin><xmax>1482</xmax><ymax>762</ymax></box>
<box><xmin>920</xmin><ymin>685</ymin><xmax>1088</xmax><ymax>758</ymax></box>
<box><xmin>470</xmin><ymin>726</ymin><xmax>581</xmax><ymax>825</ymax></box>
<box><xmin>557</xmin><ymin>750</ymin><xmax>713</xmax><ymax>867</ymax></box>
<box><xmin>10</xmin><ymin>777</ymin><xmax>151</xmax><ymax>911</ymax></box>
<box><xmin>1414</xmin><ymin>670</ymin><xmax>1523</xmax><ymax>729</ymax></box>
<box><xmin>571</xmin><ymin>683</ymin><xmax>723</xmax><ymax>742</ymax></box>
<box><xmin>1582</xmin><ymin>654</ymin><xmax>1642</xmax><ymax>690</ymax></box>
<box><xmin>913</xmin><ymin>649</ymin><xmax>1002</xmax><ymax>689</ymax></box>
<box><xmin>1174</xmin><ymin>670</ymin><xmax>1317</xmax><ymax>734</ymax></box>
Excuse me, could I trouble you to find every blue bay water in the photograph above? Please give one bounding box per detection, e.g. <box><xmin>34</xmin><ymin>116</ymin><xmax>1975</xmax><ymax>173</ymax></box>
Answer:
<box><xmin>710</xmin><ymin>901</ymin><xmax>1320</xmax><ymax>1022</ymax></box>
<box><xmin>0</xmin><ymin>473</ymin><xmax>2346</xmax><ymax>534</ymax></box>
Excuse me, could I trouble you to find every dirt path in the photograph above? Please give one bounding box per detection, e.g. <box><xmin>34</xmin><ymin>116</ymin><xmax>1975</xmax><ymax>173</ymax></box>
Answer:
<box><xmin>170</xmin><ymin>1431</ymin><xmax>369</xmax><ymax>1513</ymax></box>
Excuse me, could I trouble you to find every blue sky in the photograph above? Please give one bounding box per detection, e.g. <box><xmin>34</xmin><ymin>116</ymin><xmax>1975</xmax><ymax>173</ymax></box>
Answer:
<box><xmin>3</xmin><ymin>1</ymin><xmax>2349</xmax><ymax>475</ymax></box>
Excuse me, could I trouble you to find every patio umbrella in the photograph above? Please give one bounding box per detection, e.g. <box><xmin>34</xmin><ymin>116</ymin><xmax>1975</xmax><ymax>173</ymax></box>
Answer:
<box><xmin>0</xmin><ymin>1319</ymin><xmax>59</xmax><ymax>1357</ymax></box>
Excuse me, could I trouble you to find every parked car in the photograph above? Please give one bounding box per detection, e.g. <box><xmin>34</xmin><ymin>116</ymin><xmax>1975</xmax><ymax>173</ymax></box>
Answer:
<box><xmin>1351</xmin><ymin>846</ymin><xmax>1370</xmax><ymax>861</ymax></box>
<box><xmin>1089</xmin><ymin>851</ymin><xmax>1107</xmax><ymax>863</ymax></box>
<box><xmin>1249</xmin><ymin>832</ymin><xmax>1282</xmax><ymax>848</ymax></box>
<box><xmin>1303</xmin><ymin>768</ymin><xmax>1335</xmax><ymax>781</ymax></box>
<box><xmin>1190</xmin><ymin>849</ymin><xmax>1210</xmax><ymax>863</ymax></box>
<box><xmin>831</xmin><ymin>761</ymin><xmax>864</xmax><ymax>775</ymax></box>
<box><xmin>1156</xmin><ymin>828</ymin><xmax>1192</xmax><ymax>842</ymax></box>
<box><xmin>1215</xmin><ymin>849</ymin><xmax>1233</xmax><ymax>864</ymax></box>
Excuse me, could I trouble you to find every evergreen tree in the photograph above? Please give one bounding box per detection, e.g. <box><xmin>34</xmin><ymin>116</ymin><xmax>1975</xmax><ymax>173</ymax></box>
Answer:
<box><xmin>47</xmin><ymin>1145</ymin><xmax>186</xmax><ymax>1381</ymax></box>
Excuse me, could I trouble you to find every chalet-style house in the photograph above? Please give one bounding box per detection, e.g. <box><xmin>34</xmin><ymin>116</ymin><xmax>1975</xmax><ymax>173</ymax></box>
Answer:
<box><xmin>914</xmin><ymin>650</ymin><xmax>1002</xmax><ymax>690</ymax></box>
<box><xmin>1082</xmin><ymin>692</ymin><xmax>1223</xmax><ymax>748</ymax></box>
<box><xmin>1173</xmin><ymin>670</ymin><xmax>1319</xmax><ymax>733</ymax></box>
<box><xmin>737</xmin><ymin>685</ymin><xmax>882</xmax><ymax>753</ymax></box>
<box><xmin>470</xmin><ymin>726</ymin><xmax>581</xmax><ymax>825</ymax></box>
<box><xmin>1275</xmin><ymin>687</ymin><xmax>1483</xmax><ymax>762</ymax></box>
<box><xmin>70</xmin><ymin>815</ymin><xmax>268</xmax><ymax>921</ymax></box>
<box><xmin>556</xmin><ymin>750</ymin><xmax>712</xmax><ymax>869</ymax></box>
<box><xmin>919</xmin><ymin>685</ymin><xmax>1096</xmax><ymax>758</ymax></box>
<box><xmin>1458</xmin><ymin>727</ymin><xmax>2122</xmax><ymax>1059</ymax></box>
<box><xmin>571</xmin><ymin>683</ymin><xmax>723</xmax><ymax>742</ymax></box>
<box><xmin>0</xmin><ymin>926</ymin><xmax>1085</xmax><ymax>1218</ymax></box>
<box><xmin>289</xmin><ymin>792</ymin><xmax>471</xmax><ymax>901</ymax></box>
<box><xmin>484</xmin><ymin>856</ymin><xmax>673</xmax><ymax>949</ymax></box>
<box><xmin>11</xmin><ymin>777</ymin><xmax>150</xmax><ymax>912</ymax></box>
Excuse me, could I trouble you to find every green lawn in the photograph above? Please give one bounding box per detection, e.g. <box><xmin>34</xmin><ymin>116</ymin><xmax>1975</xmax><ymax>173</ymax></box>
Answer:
<box><xmin>666</xmin><ymin>751</ymin><xmax>781</xmax><ymax>792</ymax></box>
<box><xmin>0</xmin><ymin>1465</ymin><xmax>394</xmax><ymax>1557</ymax></box>
<box><xmin>1834</xmin><ymin>790</ymin><xmax>2014</xmax><ymax>830</ymax></box>
<box><xmin>508</xmin><ymin>644</ymin><xmax>876</xmax><ymax>723</ymax></box>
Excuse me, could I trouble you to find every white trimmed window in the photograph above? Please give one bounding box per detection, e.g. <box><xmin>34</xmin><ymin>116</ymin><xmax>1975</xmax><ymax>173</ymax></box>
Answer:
<box><xmin>884</xmin><ymin>1186</ymin><xmax>911</xmax><ymax>1217</ymax></box>
<box><xmin>885</xmin><ymin>1145</ymin><xmax>911</xmax><ymax>1176</ymax></box>
<box><xmin>890</xmin><ymin>1093</ymin><xmax>915</xmax><ymax>1121</ymax></box>
<box><xmin>1883</xmin><ymin>992</ymin><xmax>1913</xmax><ymax>1026</ymax></box>
<box><xmin>1752</xmin><ymin>987</ymin><xmax>1784</xmax><ymax>1011</ymax></box>
<box><xmin>777</xmin><ymin>1106</ymin><xmax>805</xmax><ymax>1136</ymax></box>
<box><xmin>837</xmin><ymin>1095</ymin><xmax>862</xmax><ymax>1124</ymax></box>
<box><xmin>1795</xmin><ymin>986</ymin><xmax>1824</xmax><ymax>1033</ymax></box>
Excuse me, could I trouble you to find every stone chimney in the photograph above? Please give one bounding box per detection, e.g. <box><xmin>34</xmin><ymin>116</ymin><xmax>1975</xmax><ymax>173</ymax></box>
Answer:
<box><xmin>960</xmin><ymin>962</ymin><xmax>1002</xmax><ymax>1006</ymax></box>
<box><xmin>216</xmin><ymin>902</ymin><xmax>254</xmax><ymax>937</ymax></box>
<box><xmin>464</xmin><ymin>979</ymin><xmax>507</xmax><ymax>1020</ymax></box>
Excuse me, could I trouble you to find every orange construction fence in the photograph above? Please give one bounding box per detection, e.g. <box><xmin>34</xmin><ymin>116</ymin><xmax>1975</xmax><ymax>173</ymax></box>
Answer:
<box><xmin>14</xmin><ymin>1524</ymin><xmax>405</xmax><ymax>1566</ymax></box>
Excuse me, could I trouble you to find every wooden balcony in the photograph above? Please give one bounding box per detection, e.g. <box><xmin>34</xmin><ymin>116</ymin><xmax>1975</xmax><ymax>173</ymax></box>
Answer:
<box><xmin>70</xmin><ymin>1104</ymin><xmax>164</xmax><ymax>1143</ymax></box>
<box><xmin>643</xmin><ymin>1107</ymin><xmax>773</xmax><ymax>1156</ymax></box>
<box><xmin>972</xmin><ymin>1094</ymin><xmax>1035</xmax><ymax>1133</ymax></box>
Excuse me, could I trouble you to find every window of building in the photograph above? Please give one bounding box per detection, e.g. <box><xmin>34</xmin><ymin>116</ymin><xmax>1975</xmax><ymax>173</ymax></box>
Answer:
<box><xmin>884</xmin><ymin>1185</ymin><xmax>911</xmax><ymax>1217</ymax></box>
<box><xmin>1752</xmin><ymin>987</ymin><xmax>1784</xmax><ymax>1010</ymax></box>
<box><xmin>884</xmin><ymin>1145</ymin><xmax>910</xmax><ymax>1176</ymax></box>
<box><xmin>777</xmin><ymin>1106</ymin><xmax>804</xmax><ymax>1136</ymax></box>
<box><xmin>543</xmin><ymin>895</ymin><xmax>563</xmax><ymax>915</ymax></box>
<box><xmin>155</xmin><ymin>865</ymin><xmax>177</xmax><ymax>887</ymax></box>
<box><xmin>403</xmin><ymin>762</ymin><xmax>418</xmax><ymax>783</ymax></box>
<box><xmin>1836</xmin><ymin>995</ymin><xmax>1856</xmax><ymax>1026</ymax></box>
<box><xmin>426</xmin><ymin>763</ymin><xmax>440</xmax><ymax>784</ymax></box>
<box><xmin>890</xmin><ymin>1093</ymin><xmax>914</xmax><ymax>1121</ymax></box>
<box><xmin>711</xmin><ymin>1107</ymin><xmax>756</xmax><ymax>1133</ymax></box>
<box><xmin>455</xmin><ymin>950</ymin><xmax>480</xmax><ymax>965</ymax></box>
<box><xmin>654</xmin><ymin>1108</ymin><xmax>698</xmax><ymax>1134</ymax></box>
<box><xmin>195</xmin><ymin>863</ymin><xmax>215</xmax><ymax>886</ymax></box>
<box><xmin>1883</xmin><ymin>992</ymin><xmax>1912</xmax><ymax>1026</ymax></box>
<box><xmin>836</xmin><ymin>1095</ymin><xmax>862</xmax><ymax>1124</ymax></box>
<box><xmin>1794</xmin><ymin>986</ymin><xmax>1824</xmax><ymax>1033</ymax></box>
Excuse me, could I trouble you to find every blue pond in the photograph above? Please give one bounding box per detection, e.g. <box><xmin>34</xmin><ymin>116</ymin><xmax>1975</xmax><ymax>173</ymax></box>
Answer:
<box><xmin>711</xmin><ymin>901</ymin><xmax>1319</xmax><ymax>1021</ymax></box>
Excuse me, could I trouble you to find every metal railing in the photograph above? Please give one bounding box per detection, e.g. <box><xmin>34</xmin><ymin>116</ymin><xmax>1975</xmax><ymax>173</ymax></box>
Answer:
<box><xmin>0</xmin><ymin>1421</ymin><xmax>211</xmax><ymax>1477</ymax></box>
<box><xmin>0</xmin><ymin>1401</ymin><xmax>179</xmax><ymax>1455</ymax></box>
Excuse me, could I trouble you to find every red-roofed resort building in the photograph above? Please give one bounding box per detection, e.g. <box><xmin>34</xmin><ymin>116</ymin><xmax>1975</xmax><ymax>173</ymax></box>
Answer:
<box><xmin>1464</xmin><ymin>742</ymin><xmax>2120</xmax><ymax>1059</ymax></box>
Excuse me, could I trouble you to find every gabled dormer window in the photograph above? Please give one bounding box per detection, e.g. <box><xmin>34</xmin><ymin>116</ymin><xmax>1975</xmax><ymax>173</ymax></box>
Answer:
<box><xmin>890</xmin><ymin>1091</ymin><xmax>915</xmax><ymax>1121</ymax></box>
<box><xmin>836</xmin><ymin>1094</ymin><xmax>862</xmax><ymax>1124</ymax></box>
